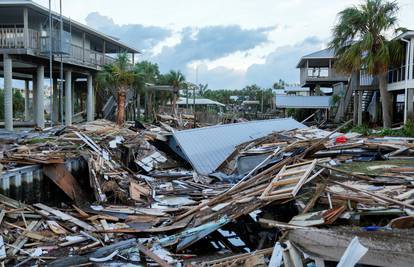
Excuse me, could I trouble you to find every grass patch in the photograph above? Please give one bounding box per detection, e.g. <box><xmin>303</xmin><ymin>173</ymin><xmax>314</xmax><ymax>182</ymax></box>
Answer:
<box><xmin>347</xmin><ymin>121</ymin><xmax>414</xmax><ymax>137</ymax></box>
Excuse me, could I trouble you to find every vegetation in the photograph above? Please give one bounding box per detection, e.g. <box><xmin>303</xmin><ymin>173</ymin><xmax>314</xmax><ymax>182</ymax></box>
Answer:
<box><xmin>97</xmin><ymin>53</ymin><xmax>138</xmax><ymax>125</ymax></box>
<box><xmin>98</xmin><ymin>55</ymin><xmax>284</xmax><ymax>120</ymax></box>
<box><xmin>330</xmin><ymin>0</ymin><xmax>404</xmax><ymax>128</ymax></box>
<box><xmin>158</xmin><ymin>70</ymin><xmax>186</xmax><ymax>115</ymax></box>
<box><xmin>134</xmin><ymin>61</ymin><xmax>161</xmax><ymax>117</ymax></box>
<box><xmin>203</xmin><ymin>85</ymin><xmax>275</xmax><ymax>112</ymax></box>
<box><xmin>349</xmin><ymin>120</ymin><xmax>414</xmax><ymax>137</ymax></box>
<box><xmin>0</xmin><ymin>89</ymin><xmax>25</xmax><ymax>120</ymax></box>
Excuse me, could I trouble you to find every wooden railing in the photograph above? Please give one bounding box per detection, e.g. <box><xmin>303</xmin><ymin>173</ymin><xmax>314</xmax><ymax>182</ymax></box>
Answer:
<box><xmin>0</xmin><ymin>27</ymin><xmax>39</xmax><ymax>49</ymax></box>
<box><xmin>0</xmin><ymin>26</ymin><xmax>115</xmax><ymax>68</ymax></box>
<box><xmin>387</xmin><ymin>65</ymin><xmax>412</xmax><ymax>84</ymax></box>
<box><xmin>300</xmin><ymin>67</ymin><xmax>348</xmax><ymax>85</ymax></box>
<box><xmin>0</xmin><ymin>27</ymin><xmax>24</xmax><ymax>48</ymax></box>
<box><xmin>69</xmin><ymin>44</ymin><xmax>115</xmax><ymax>67</ymax></box>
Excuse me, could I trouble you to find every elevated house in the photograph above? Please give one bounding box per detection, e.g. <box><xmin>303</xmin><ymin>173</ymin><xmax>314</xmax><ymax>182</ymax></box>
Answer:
<box><xmin>0</xmin><ymin>0</ymin><xmax>139</xmax><ymax>131</ymax></box>
<box><xmin>297</xmin><ymin>48</ymin><xmax>348</xmax><ymax>93</ymax></box>
<box><xmin>387</xmin><ymin>30</ymin><xmax>414</xmax><ymax>124</ymax></box>
<box><xmin>297</xmin><ymin>48</ymin><xmax>379</xmax><ymax>125</ymax></box>
<box><xmin>296</xmin><ymin>32</ymin><xmax>414</xmax><ymax>126</ymax></box>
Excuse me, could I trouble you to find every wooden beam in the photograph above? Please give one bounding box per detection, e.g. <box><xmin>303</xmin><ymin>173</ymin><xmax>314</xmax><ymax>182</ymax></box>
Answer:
<box><xmin>42</xmin><ymin>163</ymin><xmax>87</xmax><ymax>203</ymax></box>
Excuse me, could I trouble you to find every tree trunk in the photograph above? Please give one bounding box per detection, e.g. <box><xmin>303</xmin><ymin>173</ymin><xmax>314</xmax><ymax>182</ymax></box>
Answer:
<box><xmin>172</xmin><ymin>93</ymin><xmax>177</xmax><ymax>116</ymax></box>
<box><xmin>378</xmin><ymin>73</ymin><xmax>392</xmax><ymax>128</ymax></box>
<box><xmin>116</xmin><ymin>88</ymin><xmax>126</xmax><ymax>126</ymax></box>
<box><xmin>147</xmin><ymin>92</ymin><xmax>153</xmax><ymax>120</ymax></box>
<box><xmin>137</xmin><ymin>93</ymin><xmax>141</xmax><ymax>119</ymax></box>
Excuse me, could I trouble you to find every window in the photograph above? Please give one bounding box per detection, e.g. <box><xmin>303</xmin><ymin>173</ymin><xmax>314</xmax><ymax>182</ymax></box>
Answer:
<box><xmin>307</xmin><ymin>67</ymin><xmax>329</xmax><ymax>78</ymax></box>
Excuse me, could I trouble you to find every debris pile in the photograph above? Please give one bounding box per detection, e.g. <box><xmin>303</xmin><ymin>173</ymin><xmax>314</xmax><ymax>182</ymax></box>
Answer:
<box><xmin>1</xmin><ymin>119</ymin><xmax>414</xmax><ymax>266</ymax></box>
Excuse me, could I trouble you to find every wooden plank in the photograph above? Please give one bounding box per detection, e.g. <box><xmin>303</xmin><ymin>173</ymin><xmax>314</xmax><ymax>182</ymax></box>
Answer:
<box><xmin>292</xmin><ymin>160</ymin><xmax>317</xmax><ymax>196</ymax></box>
<box><xmin>0</xmin><ymin>236</ymin><xmax>6</xmax><ymax>260</ymax></box>
<box><xmin>33</xmin><ymin>203</ymin><xmax>95</xmax><ymax>231</ymax></box>
<box><xmin>0</xmin><ymin>209</ymin><xmax>5</xmax><ymax>226</ymax></box>
<box><xmin>260</xmin><ymin>160</ymin><xmax>316</xmax><ymax>200</ymax></box>
<box><xmin>136</xmin><ymin>242</ymin><xmax>173</xmax><ymax>267</ymax></box>
<box><xmin>272</xmin><ymin>177</ymin><xmax>301</xmax><ymax>187</ymax></box>
<box><xmin>49</xmin><ymin>239</ymin><xmax>138</xmax><ymax>267</ymax></box>
<box><xmin>331</xmin><ymin>181</ymin><xmax>414</xmax><ymax>209</ymax></box>
<box><xmin>280</xmin><ymin>169</ymin><xmax>307</xmax><ymax>177</ymax></box>
<box><xmin>43</xmin><ymin>163</ymin><xmax>87</xmax><ymax>202</ymax></box>
<box><xmin>288</xmin><ymin>228</ymin><xmax>414</xmax><ymax>267</ymax></box>
<box><xmin>7</xmin><ymin>220</ymin><xmax>42</xmax><ymax>256</ymax></box>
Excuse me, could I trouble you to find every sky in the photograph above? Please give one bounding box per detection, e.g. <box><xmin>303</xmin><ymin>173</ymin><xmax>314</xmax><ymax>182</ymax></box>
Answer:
<box><xmin>30</xmin><ymin>0</ymin><xmax>414</xmax><ymax>89</ymax></box>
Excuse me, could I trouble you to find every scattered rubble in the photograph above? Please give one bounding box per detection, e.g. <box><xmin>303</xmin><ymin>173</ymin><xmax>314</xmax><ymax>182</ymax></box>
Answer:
<box><xmin>0</xmin><ymin>118</ymin><xmax>414</xmax><ymax>266</ymax></box>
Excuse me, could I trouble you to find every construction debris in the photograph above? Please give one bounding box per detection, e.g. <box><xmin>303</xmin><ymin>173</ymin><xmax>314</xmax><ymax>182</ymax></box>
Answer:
<box><xmin>1</xmin><ymin>118</ymin><xmax>414</xmax><ymax>266</ymax></box>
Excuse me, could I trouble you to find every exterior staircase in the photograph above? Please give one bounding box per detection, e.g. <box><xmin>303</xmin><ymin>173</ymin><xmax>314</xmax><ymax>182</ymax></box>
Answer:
<box><xmin>335</xmin><ymin>70</ymin><xmax>378</xmax><ymax>123</ymax></box>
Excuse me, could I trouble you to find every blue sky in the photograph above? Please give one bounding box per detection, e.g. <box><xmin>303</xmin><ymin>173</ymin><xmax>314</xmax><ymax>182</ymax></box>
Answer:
<box><xmin>19</xmin><ymin>0</ymin><xmax>414</xmax><ymax>89</ymax></box>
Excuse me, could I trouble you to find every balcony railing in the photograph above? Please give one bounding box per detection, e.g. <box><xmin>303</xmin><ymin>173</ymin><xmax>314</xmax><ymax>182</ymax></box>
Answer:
<box><xmin>360</xmin><ymin>69</ymin><xmax>376</xmax><ymax>86</ymax></box>
<box><xmin>69</xmin><ymin>44</ymin><xmax>115</xmax><ymax>67</ymax></box>
<box><xmin>0</xmin><ymin>27</ymin><xmax>39</xmax><ymax>49</ymax></box>
<box><xmin>387</xmin><ymin>65</ymin><xmax>413</xmax><ymax>84</ymax></box>
<box><xmin>0</xmin><ymin>26</ymin><xmax>114</xmax><ymax>68</ymax></box>
<box><xmin>300</xmin><ymin>67</ymin><xmax>348</xmax><ymax>85</ymax></box>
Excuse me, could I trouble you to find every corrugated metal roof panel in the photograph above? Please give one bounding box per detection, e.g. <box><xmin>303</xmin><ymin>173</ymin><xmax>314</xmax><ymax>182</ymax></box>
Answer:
<box><xmin>172</xmin><ymin>118</ymin><xmax>306</xmax><ymax>175</ymax></box>
<box><xmin>296</xmin><ymin>48</ymin><xmax>335</xmax><ymax>68</ymax></box>
<box><xmin>276</xmin><ymin>95</ymin><xmax>331</xmax><ymax>109</ymax></box>
<box><xmin>176</xmin><ymin>98</ymin><xmax>225</xmax><ymax>106</ymax></box>
<box><xmin>302</xmin><ymin>48</ymin><xmax>335</xmax><ymax>59</ymax></box>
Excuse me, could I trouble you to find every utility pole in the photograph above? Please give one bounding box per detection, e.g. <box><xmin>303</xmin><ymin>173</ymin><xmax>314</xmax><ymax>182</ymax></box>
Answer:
<box><xmin>49</xmin><ymin>0</ymin><xmax>53</xmax><ymax>126</ymax></box>
<box><xmin>193</xmin><ymin>66</ymin><xmax>198</xmax><ymax>128</ymax></box>
<box><xmin>59</xmin><ymin>0</ymin><xmax>64</xmax><ymax>125</ymax></box>
<box><xmin>261</xmin><ymin>89</ymin><xmax>264</xmax><ymax>113</ymax></box>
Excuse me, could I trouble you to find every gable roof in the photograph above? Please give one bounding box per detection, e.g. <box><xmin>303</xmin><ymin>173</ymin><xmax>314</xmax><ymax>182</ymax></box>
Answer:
<box><xmin>296</xmin><ymin>48</ymin><xmax>335</xmax><ymax>68</ymax></box>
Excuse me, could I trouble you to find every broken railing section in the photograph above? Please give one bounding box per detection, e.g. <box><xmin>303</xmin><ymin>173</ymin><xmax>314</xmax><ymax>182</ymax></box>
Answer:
<box><xmin>1</xmin><ymin>118</ymin><xmax>414</xmax><ymax>266</ymax></box>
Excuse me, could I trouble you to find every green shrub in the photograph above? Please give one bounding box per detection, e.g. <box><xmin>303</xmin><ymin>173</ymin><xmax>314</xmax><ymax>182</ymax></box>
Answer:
<box><xmin>402</xmin><ymin>120</ymin><xmax>414</xmax><ymax>137</ymax></box>
<box><xmin>0</xmin><ymin>89</ymin><xmax>26</xmax><ymax>120</ymax></box>
<box><xmin>349</xmin><ymin>124</ymin><xmax>372</xmax><ymax>136</ymax></box>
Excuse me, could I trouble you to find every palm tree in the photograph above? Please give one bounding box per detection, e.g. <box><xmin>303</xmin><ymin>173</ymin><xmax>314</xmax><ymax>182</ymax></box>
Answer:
<box><xmin>97</xmin><ymin>53</ymin><xmax>137</xmax><ymax>125</ymax></box>
<box><xmin>134</xmin><ymin>61</ymin><xmax>160</xmax><ymax>118</ymax></box>
<box><xmin>160</xmin><ymin>70</ymin><xmax>186</xmax><ymax>115</ymax></box>
<box><xmin>330</xmin><ymin>0</ymin><xmax>403</xmax><ymax>128</ymax></box>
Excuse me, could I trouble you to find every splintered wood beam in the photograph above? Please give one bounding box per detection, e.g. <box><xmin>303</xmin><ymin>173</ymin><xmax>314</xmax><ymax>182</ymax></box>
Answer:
<box><xmin>43</xmin><ymin>163</ymin><xmax>87</xmax><ymax>203</ymax></box>
<box><xmin>136</xmin><ymin>242</ymin><xmax>173</xmax><ymax>267</ymax></box>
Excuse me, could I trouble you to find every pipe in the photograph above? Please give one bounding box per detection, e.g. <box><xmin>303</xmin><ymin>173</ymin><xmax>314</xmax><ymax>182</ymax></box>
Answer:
<box><xmin>49</xmin><ymin>0</ymin><xmax>53</xmax><ymax>126</ymax></box>
<box><xmin>60</xmin><ymin>0</ymin><xmax>64</xmax><ymax>125</ymax></box>
<box><xmin>402</xmin><ymin>38</ymin><xmax>410</xmax><ymax>124</ymax></box>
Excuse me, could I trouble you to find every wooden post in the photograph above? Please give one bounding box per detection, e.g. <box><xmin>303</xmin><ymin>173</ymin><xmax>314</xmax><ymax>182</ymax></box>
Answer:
<box><xmin>102</xmin><ymin>41</ymin><xmax>106</xmax><ymax>65</ymax></box>
<box><xmin>23</xmin><ymin>8</ymin><xmax>29</xmax><ymax>48</ymax></box>
<box><xmin>82</xmin><ymin>32</ymin><xmax>85</xmax><ymax>63</ymax></box>
<box><xmin>357</xmin><ymin>90</ymin><xmax>363</xmax><ymax>125</ymax></box>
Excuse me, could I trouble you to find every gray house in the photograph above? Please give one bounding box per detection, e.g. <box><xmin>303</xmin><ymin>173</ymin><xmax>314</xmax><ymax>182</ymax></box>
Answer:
<box><xmin>0</xmin><ymin>0</ymin><xmax>139</xmax><ymax>131</ymax></box>
<box><xmin>296</xmin><ymin>31</ymin><xmax>414</xmax><ymax>126</ymax></box>
<box><xmin>297</xmin><ymin>48</ymin><xmax>348</xmax><ymax>92</ymax></box>
<box><xmin>295</xmin><ymin>49</ymin><xmax>372</xmax><ymax>125</ymax></box>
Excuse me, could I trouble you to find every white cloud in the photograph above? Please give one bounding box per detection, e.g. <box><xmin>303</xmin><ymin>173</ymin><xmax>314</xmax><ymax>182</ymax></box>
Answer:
<box><xmin>32</xmin><ymin>0</ymin><xmax>414</xmax><ymax>89</ymax></box>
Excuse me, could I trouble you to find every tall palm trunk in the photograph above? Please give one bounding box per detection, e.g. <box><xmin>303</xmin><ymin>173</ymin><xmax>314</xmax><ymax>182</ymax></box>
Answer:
<box><xmin>378</xmin><ymin>72</ymin><xmax>392</xmax><ymax>128</ymax></box>
<box><xmin>116</xmin><ymin>87</ymin><xmax>127</xmax><ymax>126</ymax></box>
<box><xmin>146</xmin><ymin>92</ymin><xmax>153</xmax><ymax>119</ymax></box>
<box><xmin>137</xmin><ymin>93</ymin><xmax>141</xmax><ymax>119</ymax></box>
<box><xmin>172</xmin><ymin>93</ymin><xmax>177</xmax><ymax>116</ymax></box>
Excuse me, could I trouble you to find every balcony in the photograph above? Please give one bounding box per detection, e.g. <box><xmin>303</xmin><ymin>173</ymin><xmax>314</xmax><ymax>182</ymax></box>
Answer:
<box><xmin>0</xmin><ymin>26</ymin><xmax>114</xmax><ymax>69</ymax></box>
<box><xmin>300</xmin><ymin>67</ymin><xmax>348</xmax><ymax>86</ymax></box>
<box><xmin>387</xmin><ymin>65</ymin><xmax>412</xmax><ymax>84</ymax></box>
<box><xmin>0</xmin><ymin>27</ymin><xmax>39</xmax><ymax>49</ymax></box>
